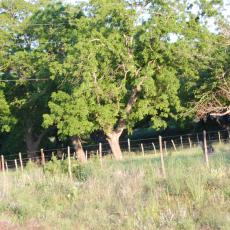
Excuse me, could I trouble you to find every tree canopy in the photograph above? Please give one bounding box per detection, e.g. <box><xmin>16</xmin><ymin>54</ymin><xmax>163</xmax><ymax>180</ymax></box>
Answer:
<box><xmin>0</xmin><ymin>0</ymin><xmax>228</xmax><ymax>160</ymax></box>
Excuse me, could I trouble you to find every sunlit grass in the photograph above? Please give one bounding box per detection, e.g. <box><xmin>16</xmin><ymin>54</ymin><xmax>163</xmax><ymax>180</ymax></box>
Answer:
<box><xmin>0</xmin><ymin>144</ymin><xmax>229</xmax><ymax>229</ymax></box>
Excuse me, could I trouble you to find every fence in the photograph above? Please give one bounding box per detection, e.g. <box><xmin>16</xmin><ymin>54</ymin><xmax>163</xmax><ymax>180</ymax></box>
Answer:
<box><xmin>0</xmin><ymin>129</ymin><xmax>229</xmax><ymax>173</ymax></box>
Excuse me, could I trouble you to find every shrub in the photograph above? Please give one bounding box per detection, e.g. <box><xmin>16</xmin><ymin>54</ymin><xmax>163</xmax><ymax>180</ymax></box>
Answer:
<box><xmin>72</xmin><ymin>162</ymin><xmax>92</xmax><ymax>182</ymax></box>
<box><xmin>44</xmin><ymin>155</ymin><xmax>93</xmax><ymax>181</ymax></box>
<box><xmin>25</xmin><ymin>160</ymin><xmax>39</xmax><ymax>171</ymax></box>
<box><xmin>44</xmin><ymin>155</ymin><xmax>68</xmax><ymax>175</ymax></box>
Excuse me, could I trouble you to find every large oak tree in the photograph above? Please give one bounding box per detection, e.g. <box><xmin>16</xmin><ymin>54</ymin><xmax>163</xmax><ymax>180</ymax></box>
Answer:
<box><xmin>44</xmin><ymin>0</ymin><xmax>223</xmax><ymax>160</ymax></box>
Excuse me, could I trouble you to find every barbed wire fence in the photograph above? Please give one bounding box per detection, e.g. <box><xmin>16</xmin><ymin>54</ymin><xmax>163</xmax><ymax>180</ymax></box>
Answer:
<box><xmin>0</xmin><ymin>129</ymin><xmax>230</xmax><ymax>173</ymax></box>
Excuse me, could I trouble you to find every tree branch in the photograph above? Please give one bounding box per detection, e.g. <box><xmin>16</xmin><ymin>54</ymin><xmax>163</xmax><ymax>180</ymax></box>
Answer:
<box><xmin>210</xmin><ymin>108</ymin><xmax>230</xmax><ymax>117</ymax></box>
<box><xmin>114</xmin><ymin>76</ymin><xmax>147</xmax><ymax>133</ymax></box>
<box><xmin>125</xmin><ymin>76</ymin><xmax>147</xmax><ymax>115</ymax></box>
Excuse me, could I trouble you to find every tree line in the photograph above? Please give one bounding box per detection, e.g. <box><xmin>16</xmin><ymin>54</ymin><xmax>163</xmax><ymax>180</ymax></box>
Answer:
<box><xmin>0</xmin><ymin>0</ymin><xmax>229</xmax><ymax>161</ymax></box>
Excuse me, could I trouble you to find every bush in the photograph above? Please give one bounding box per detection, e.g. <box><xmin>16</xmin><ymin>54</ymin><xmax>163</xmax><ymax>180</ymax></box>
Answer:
<box><xmin>25</xmin><ymin>160</ymin><xmax>39</xmax><ymax>171</ymax></box>
<box><xmin>44</xmin><ymin>155</ymin><xmax>92</xmax><ymax>181</ymax></box>
<box><xmin>72</xmin><ymin>163</ymin><xmax>92</xmax><ymax>181</ymax></box>
<box><xmin>44</xmin><ymin>155</ymin><xmax>68</xmax><ymax>175</ymax></box>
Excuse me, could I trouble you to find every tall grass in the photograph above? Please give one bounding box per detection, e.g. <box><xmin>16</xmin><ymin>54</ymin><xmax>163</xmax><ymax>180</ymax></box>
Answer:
<box><xmin>0</xmin><ymin>145</ymin><xmax>229</xmax><ymax>229</ymax></box>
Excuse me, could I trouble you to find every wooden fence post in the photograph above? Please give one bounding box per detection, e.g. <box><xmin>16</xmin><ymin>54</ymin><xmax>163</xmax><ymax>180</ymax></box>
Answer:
<box><xmin>96</xmin><ymin>150</ymin><xmax>99</xmax><ymax>158</ymax></box>
<box><xmin>5</xmin><ymin>161</ymin><xmax>8</xmax><ymax>172</ymax></box>
<box><xmin>164</xmin><ymin>141</ymin><xmax>167</xmax><ymax>155</ymax></box>
<box><xmin>171</xmin><ymin>139</ymin><xmax>177</xmax><ymax>152</ymax></box>
<box><xmin>1</xmin><ymin>155</ymin><xmax>5</xmax><ymax>173</ymax></box>
<box><xmin>140</xmin><ymin>143</ymin><xmax>145</xmax><ymax>156</ymax></box>
<box><xmin>14</xmin><ymin>159</ymin><xmax>18</xmax><ymax>171</ymax></box>
<box><xmin>203</xmin><ymin>130</ymin><xmax>209</xmax><ymax>168</ymax></box>
<box><xmin>152</xmin><ymin>142</ymin><xmax>157</xmax><ymax>154</ymax></box>
<box><xmin>188</xmin><ymin>136</ymin><xmax>192</xmax><ymax>149</ymax></box>
<box><xmin>99</xmin><ymin>143</ymin><xmax>102</xmax><ymax>159</ymax></box>
<box><xmin>159</xmin><ymin>136</ymin><xmax>166</xmax><ymax>178</ymax></box>
<box><xmin>19</xmin><ymin>152</ymin><xmax>23</xmax><ymax>172</ymax></box>
<box><xmin>180</xmin><ymin>136</ymin><xmax>184</xmax><ymax>149</ymax></box>
<box><xmin>41</xmin><ymin>148</ymin><xmax>45</xmax><ymax>166</ymax></box>
<box><xmin>218</xmin><ymin>131</ymin><xmax>221</xmax><ymax>143</ymax></box>
<box><xmin>127</xmin><ymin>138</ymin><xmax>131</xmax><ymax>152</ymax></box>
<box><xmin>67</xmin><ymin>146</ymin><xmax>72</xmax><ymax>180</ymax></box>
<box><xmin>196</xmin><ymin>133</ymin><xmax>200</xmax><ymax>145</ymax></box>
<box><xmin>99</xmin><ymin>143</ymin><xmax>103</xmax><ymax>166</ymax></box>
<box><xmin>85</xmin><ymin>150</ymin><xmax>88</xmax><ymax>161</ymax></box>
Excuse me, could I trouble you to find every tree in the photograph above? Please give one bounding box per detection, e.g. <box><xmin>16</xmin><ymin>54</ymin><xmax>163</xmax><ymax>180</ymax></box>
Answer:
<box><xmin>43</xmin><ymin>91</ymin><xmax>96</xmax><ymax>162</ymax></box>
<box><xmin>30</xmin><ymin>2</ymin><xmax>90</xmax><ymax>162</ymax></box>
<box><xmin>44</xmin><ymin>0</ymin><xmax>223</xmax><ymax>160</ymax></box>
<box><xmin>0</xmin><ymin>0</ymin><xmax>56</xmax><ymax>157</ymax></box>
<box><xmin>188</xmin><ymin>15</ymin><xmax>230</xmax><ymax>121</ymax></box>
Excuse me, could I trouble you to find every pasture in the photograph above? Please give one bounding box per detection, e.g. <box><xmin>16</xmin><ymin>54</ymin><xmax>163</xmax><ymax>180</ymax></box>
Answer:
<box><xmin>0</xmin><ymin>143</ymin><xmax>229</xmax><ymax>229</ymax></box>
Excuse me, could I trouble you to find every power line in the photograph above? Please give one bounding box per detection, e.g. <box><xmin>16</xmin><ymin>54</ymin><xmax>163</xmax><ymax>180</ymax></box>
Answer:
<box><xmin>0</xmin><ymin>2</ymin><xmax>149</xmax><ymax>30</ymax></box>
<box><xmin>0</xmin><ymin>40</ymin><xmax>68</xmax><ymax>48</ymax></box>
<box><xmin>0</xmin><ymin>8</ymin><xmax>148</xmax><ymax>30</ymax></box>
<box><xmin>0</xmin><ymin>22</ymin><xmax>68</xmax><ymax>29</ymax></box>
<box><xmin>0</xmin><ymin>78</ymin><xmax>49</xmax><ymax>82</ymax></box>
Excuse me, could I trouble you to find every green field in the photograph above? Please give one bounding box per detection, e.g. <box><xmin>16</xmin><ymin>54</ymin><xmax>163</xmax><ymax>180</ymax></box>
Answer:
<box><xmin>0</xmin><ymin>144</ymin><xmax>229</xmax><ymax>230</ymax></box>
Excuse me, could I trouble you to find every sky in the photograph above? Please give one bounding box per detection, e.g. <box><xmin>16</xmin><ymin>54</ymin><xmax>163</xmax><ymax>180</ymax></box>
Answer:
<box><xmin>223</xmin><ymin>0</ymin><xmax>230</xmax><ymax>20</ymax></box>
<box><xmin>63</xmin><ymin>0</ymin><xmax>230</xmax><ymax>34</ymax></box>
<box><xmin>64</xmin><ymin>0</ymin><xmax>230</xmax><ymax>21</ymax></box>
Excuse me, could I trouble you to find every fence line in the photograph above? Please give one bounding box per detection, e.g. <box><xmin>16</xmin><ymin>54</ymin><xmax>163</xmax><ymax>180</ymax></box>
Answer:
<box><xmin>2</xmin><ymin>129</ymin><xmax>229</xmax><ymax>160</ymax></box>
<box><xmin>0</xmin><ymin>129</ymin><xmax>229</xmax><ymax>171</ymax></box>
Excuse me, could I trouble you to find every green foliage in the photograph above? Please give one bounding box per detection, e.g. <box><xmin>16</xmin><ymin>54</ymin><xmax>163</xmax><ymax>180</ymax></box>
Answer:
<box><xmin>44</xmin><ymin>155</ymin><xmax>68</xmax><ymax>175</ymax></box>
<box><xmin>44</xmin><ymin>155</ymin><xmax>93</xmax><ymax>181</ymax></box>
<box><xmin>181</xmin><ymin>14</ymin><xmax>229</xmax><ymax>119</ymax></box>
<box><xmin>41</xmin><ymin>0</ymin><xmax>223</xmax><ymax>141</ymax></box>
<box><xmin>0</xmin><ymin>90</ymin><xmax>15</xmax><ymax>132</ymax></box>
<box><xmin>25</xmin><ymin>160</ymin><xmax>39</xmax><ymax>171</ymax></box>
<box><xmin>0</xmin><ymin>0</ymin><xmax>59</xmax><ymax>153</ymax></box>
<box><xmin>193</xmin><ymin>36</ymin><xmax>230</xmax><ymax>117</ymax></box>
<box><xmin>43</xmin><ymin>90</ymin><xmax>97</xmax><ymax>138</ymax></box>
<box><xmin>72</xmin><ymin>161</ymin><xmax>93</xmax><ymax>182</ymax></box>
<box><xmin>0</xmin><ymin>0</ymin><xmax>226</xmax><ymax>154</ymax></box>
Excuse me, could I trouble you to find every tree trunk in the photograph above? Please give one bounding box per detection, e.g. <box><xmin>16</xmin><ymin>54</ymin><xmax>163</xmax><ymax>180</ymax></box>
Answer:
<box><xmin>107</xmin><ymin>131</ymin><xmax>123</xmax><ymax>160</ymax></box>
<box><xmin>105</xmin><ymin>76</ymin><xmax>147</xmax><ymax>160</ymax></box>
<box><xmin>72</xmin><ymin>136</ymin><xmax>86</xmax><ymax>163</ymax></box>
<box><xmin>25</xmin><ymin>129</ymin><xmax>41</xmax><ymax>159</ymax></box>
<box><xmin>26</xmin><ymin>138</ymin><xmax>40</xmax><ymax>159</ymax></box>
<box><xmin>24</xmin><ymin>120</ymin><xmax>47</xmax><ymax>159</ymax></box>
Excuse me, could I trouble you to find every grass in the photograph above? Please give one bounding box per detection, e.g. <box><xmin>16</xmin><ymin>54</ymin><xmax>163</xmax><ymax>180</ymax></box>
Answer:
<box><xmin>0</xmin><ymin>144</ymin><xmax>229</xmax><ymax>229</ymax></box>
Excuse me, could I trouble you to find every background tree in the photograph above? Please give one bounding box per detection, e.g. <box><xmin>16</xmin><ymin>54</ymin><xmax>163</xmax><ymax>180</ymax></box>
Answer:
<box><xmin>43</xmin><ymin>91</ymin><xmax>97</xmax><ymax>162</ymax></box>
<box><xmin>193</xmin><ymin>23</ymin><xmax>230</xmax><ymax>123</ymax></box>
<box><xmin>29</xmin><ymin>2</ymin><xmax>91</xmax><ymax>161</ymax></box>
<box><xmin>0</xmin><ymin>0</ymin><xmax>56</xmax><ymax>156</ymax></box>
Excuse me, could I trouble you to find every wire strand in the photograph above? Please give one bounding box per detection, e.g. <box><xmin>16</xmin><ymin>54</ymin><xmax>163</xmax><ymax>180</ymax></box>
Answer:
<box><xmin>0</xmin><ymin>78</ymin><xmax>49</xmax><ymax>82</ymax></box>
<box><xmin>1</xmin><ymin>129</ymin><xmax>229</xmax><ymax>160</ymax></box>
